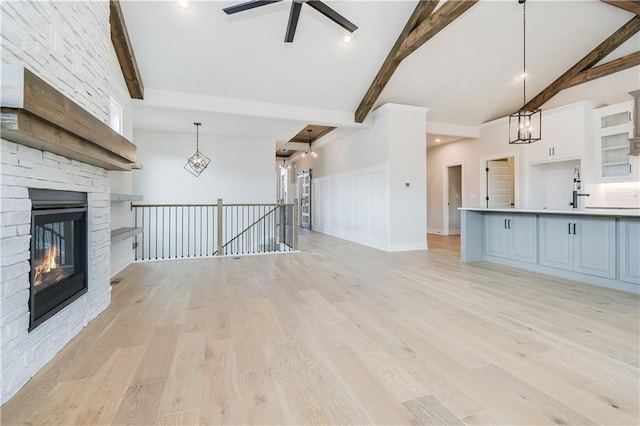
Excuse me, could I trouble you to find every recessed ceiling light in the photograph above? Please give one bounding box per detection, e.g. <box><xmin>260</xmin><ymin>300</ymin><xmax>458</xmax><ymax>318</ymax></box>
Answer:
<box><xmin>178</xmin><ymin>0</ymin><xmax>190</xmax><ymax>9</ymax></box>
<box><xmin>435</xmin><ymin>138</ymin><xmax>441</xmax><ymax>143</ymax></box>
<box><xmin>343</xmin><ymin>34</ymin><xmax>353</xmax><ymax>43</ymax></box>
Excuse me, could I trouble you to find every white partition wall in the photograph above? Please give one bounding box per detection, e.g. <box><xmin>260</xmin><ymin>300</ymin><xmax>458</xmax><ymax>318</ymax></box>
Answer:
<box><xmin>295</xmin><ymin>103</ymin><xmax>428</xmax><ymax>252</ymax></box>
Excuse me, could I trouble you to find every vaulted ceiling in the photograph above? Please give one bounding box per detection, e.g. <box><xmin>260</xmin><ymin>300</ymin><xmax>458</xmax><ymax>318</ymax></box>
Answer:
<box><xmin>121</xmin><ymin>0</ymin><xmax>640</xmax><ymax>146</ymax></box>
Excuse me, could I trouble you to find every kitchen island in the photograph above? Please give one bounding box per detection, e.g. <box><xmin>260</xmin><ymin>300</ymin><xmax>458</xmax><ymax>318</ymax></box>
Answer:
<box><xmin>460</xmin><ymin>208</ymin><xmax>640</xmax><ymax>294</ymax></box>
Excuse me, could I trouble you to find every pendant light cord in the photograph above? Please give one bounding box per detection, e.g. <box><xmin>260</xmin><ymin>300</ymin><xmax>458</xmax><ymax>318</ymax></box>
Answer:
<box><xmin>194</xmin><ymin>122</ymin><xmax>201</xmax><ymax>152</ymax></box>
<box><xmin>522</xmin><ymin>0</ymin><xmax>526</xmax><ymax>109</ymax></box>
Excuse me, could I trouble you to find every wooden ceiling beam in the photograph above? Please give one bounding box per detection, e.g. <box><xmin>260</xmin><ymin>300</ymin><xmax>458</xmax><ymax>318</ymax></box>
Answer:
<box><xmin>522</xmin><ymin>16</ymin><xmax>640</xmax><ymax>111</ymax></box>
<box><xmin>562</xmin><ymin>51</ymin><xmax>640</xmax><ymax>89</ymax></box>
<box><xmin>110</xmin><ymin>0</ymin><xmax>144</xmax><ymax>99</ymax></box>
<box><xmin>394</xmin><ymin>0</ymin><xmax>479</xmax><ymax>62</ymax></box>
<box><xmin>354</xmin><ymin>0</ymin><xmax>441</xmax><ymax>124</ymax></box>
<box><xmin>601</xmin><ymin>0</ymin><xmax>640</xmax><ymax>15</ymax></box>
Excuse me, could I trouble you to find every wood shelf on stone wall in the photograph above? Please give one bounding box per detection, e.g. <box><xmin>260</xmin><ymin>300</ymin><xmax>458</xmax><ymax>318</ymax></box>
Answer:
<box><xmin>1</xmin><ymin>65</ymin><xmax>137</xmax><ymax>171</ymax></box>
<box><xmin>110</xmin><ymin>227</ymin><xmax>143</xmax><ymax>244</ymax></box>
<box><xmin>110</xmin><ymin>193</ymin><xmax>143</xmax><ymax>202</ymax></box>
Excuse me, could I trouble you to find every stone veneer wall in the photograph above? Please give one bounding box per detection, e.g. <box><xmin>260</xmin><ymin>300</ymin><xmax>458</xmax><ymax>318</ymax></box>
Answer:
<box><xmin>0</xmin><ymin>1</ymin><xmax>111</xmax><ymax>124</ymax></box>
<box><xmin>0</xmin><ymin>141</ymin><xmax>111</xmax><ymax>403</ymax></box>
<box><xmin>0</xmin><ymin>0</ymin><xmax>112</xmax><ymax>403</ymax></box>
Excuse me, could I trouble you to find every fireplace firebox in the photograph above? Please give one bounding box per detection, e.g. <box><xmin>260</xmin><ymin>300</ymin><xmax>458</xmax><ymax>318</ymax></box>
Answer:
<box><xmin>29</xmin><ymin>189</ymin><xmax>88</xmax><ymax>330</ymax></box>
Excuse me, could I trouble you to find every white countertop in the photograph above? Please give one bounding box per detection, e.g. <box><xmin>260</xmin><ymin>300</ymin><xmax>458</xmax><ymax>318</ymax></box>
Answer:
<box><xmin>459</xmin><ymin>207</ymin><xmax>640</xmax><ymax>217</ymax></box>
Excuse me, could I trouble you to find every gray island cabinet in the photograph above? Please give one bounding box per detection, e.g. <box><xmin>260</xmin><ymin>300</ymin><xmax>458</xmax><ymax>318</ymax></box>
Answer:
<box><xmin>460</xmin><ymin>208</ymin><xmax>640</xmax><ymax>294</ymax></box>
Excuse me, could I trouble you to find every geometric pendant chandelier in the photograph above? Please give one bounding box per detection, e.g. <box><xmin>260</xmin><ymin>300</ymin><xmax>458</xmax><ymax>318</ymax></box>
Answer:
<box><xmin>508</xmin><ymin>0</ymin><xmax>541</xmax><ymax>144</ymax></box>
<box><xmin>184</xmin><ymin>122</ymin><xmax>211</xmax><ymax>177</ymax></box>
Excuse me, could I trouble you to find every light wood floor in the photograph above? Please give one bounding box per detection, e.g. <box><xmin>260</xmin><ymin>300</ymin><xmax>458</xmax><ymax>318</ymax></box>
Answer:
<box><xmin>427</xmin><ymin>233</ymin><xmax>460</xmax><ymax>255</ymax></box>
<box><xmin>2</xmin><ymin>231</ymin><xmax>639</xmax><ymax>425</ymax></box>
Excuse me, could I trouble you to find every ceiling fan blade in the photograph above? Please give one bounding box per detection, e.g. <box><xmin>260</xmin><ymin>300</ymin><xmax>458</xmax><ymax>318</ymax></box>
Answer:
<box><xmin>284</xmin><ymin>1</ymin><xmax>303</xmax><ymax>43</ymax></box>
<box><xmin>223</xmin><ymin>0</ymin><xmax>283</xmax><ymax>15</ymax></box>
<box><xmin>306</xmin><ymin>1</ymin><xmax>357</xmax><ymax>32</ymax></box>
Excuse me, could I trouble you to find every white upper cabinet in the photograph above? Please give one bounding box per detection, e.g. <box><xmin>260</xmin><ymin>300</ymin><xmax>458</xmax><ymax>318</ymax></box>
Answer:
<box><xmin>528</xmin><ymin>102</ymin><xmax>591</xmax><ymax>164</ymax></box>
<box><xmin>593</xmin><ymin>101</ymin><xmax>637</xmax><ymax>182</ymax></box>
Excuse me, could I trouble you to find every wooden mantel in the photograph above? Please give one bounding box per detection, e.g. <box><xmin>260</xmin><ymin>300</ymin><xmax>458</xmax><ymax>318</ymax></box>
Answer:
<box><xmin>1</xmin><ymin>66</ymin><xmax>137</xmax><ymax>171</ymax></box>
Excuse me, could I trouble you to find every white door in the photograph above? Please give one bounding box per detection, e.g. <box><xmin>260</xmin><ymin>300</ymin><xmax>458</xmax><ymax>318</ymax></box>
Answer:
<box><xmin>487</xmin><ymin>159</ymin><xmax>514</xmax><ymax>208</ymax></box>
<box><xmin>447</xmin><ymin>165</ymin><xmax>462</xmax><ymax>235</ymax></box>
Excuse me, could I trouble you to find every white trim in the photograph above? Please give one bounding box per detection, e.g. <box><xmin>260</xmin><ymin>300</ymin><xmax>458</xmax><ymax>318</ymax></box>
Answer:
<box><xmin>373</xmin><ymin>103</ymin><xmax>430</xmax><ymax>115</ymax></box>
<box><xmin>388</xmin><ymin>243</ymin><xmax>427</xmax><ymax>252</ymax></box>
<box><xmin>427</xmin><ymin>121</ymin><xmax>480</xmax><ymax>139</ymax></box>
<box><xmin>138</xmin><ymin>89</ymin><xmax>363</xmax><ymax>128</ymax></box>
<box><xmin>427</xmin><ymin>228</ymin><xmax>444</xmax><ymax>234</ymax></box>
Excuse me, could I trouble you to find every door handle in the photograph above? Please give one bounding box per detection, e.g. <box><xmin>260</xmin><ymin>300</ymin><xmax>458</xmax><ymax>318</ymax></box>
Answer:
<box><xmin>568</xmin><ymin>223</ymin><xmax>572</xmax><ymax>234</ymax></box>
<box><xmin>573</xmin><ymin>223</ymin><xmax>577</xmax><ymax>235</ymax></box>
<box><xmin>504</xmin><ymin>219</ymin><xmax>508</xmax><ymax>229</ymax></box>
<box><xmin>548</xmin><ymin>148</ymin><xmax>551</xmax><ymax>156</ymax></box>
<box><xmin>508</xmin><ymin>219</ymin><xmax>512</xmax><ymax>229</ymax></box>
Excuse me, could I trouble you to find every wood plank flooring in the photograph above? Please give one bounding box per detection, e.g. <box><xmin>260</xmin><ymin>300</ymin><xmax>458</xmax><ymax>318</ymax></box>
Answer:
<box><xmin>2</xmin><ymin>230</ymin><xmax>638</xmax><ymax>425</ymax></box>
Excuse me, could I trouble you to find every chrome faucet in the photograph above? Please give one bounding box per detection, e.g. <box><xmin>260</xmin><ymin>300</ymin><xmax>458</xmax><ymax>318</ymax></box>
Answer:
<box><xmin>570</xmin><ymin>166</ymin><xmax>590</xmax><ymax>209</ymax></box>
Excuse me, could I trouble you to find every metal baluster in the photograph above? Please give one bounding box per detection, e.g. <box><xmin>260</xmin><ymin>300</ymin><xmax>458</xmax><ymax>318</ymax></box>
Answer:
<box><xmin>175</xmin><ymin>206</ymin><xmax>178</xmax><ymax>258</ymax></box>
<box><xmin>200</xmin><ymin>206</ymin><xmax>203</xmax><ymax>257</ymax></box>
<box><xmin>168</xmin><ymin>206</ymin><xmax>171</xmax><ymax>259</ymax></box>
<box><xmin>242</xmin><ymin>206</ymin><xmax>245</xmax><ymax>254</ymax></box>
<box><xmin>154</xmin><ymin>206</ymin><xmax>158</xmax><ymax>260</ymax></box>
<box><xmin>206</xmin><ymin>206</ymin><xmax>209</xmax><ymax>256</ymax></box>
<box><xmin>134</xmin><ymin>207</ymin><xmax>138</xmax><ymax>261</ymax></box>
<box><xmin>162</xmin><ymin>207</ymin><xmax>165</xmax><ymax>259</ymax></box>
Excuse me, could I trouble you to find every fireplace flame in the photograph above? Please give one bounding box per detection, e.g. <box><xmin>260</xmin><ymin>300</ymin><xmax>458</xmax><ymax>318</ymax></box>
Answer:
<box><xmin>33</xmin><ymin>246</ymin><xmax>58</xmax><ymax>287</ymax></box>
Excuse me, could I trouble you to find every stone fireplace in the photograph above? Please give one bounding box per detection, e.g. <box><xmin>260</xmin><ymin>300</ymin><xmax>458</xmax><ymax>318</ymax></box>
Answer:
<box><xmin>0</xmin><ymin>142</ymin><xmax>112</xmax><ymax>403</ymax></box>
<box><xmin>1</xmin><ymin>0</ymin><xmax>139</xmax><ymax>403</ymax></box>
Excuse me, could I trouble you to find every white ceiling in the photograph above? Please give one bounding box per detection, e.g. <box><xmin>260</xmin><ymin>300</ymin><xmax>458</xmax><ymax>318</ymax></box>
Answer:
<box><xmin>123</xmin><ymin>0</ymin><xmax>640</xmax><ymax>144</ymax></box>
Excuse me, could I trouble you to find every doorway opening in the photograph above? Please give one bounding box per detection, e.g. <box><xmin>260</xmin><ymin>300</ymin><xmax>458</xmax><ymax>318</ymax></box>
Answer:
<box><xmin>297</xmin><ymin>170</ymin><xmax>311</xmax><ymax>230</ymax></box>
<box><xmin>443</xmin><ymin>164</ymin><xmax>462</xmax><ymax>235</ymax></box>
<box><xmin>279</xmin><ymin>166</ymin><xmax>288</xmax><ymax>203</ymax></box>
<box><xmin>485</xmin><ymin>157</ymin><xmax>515</xmax><ymax>208</ymax></box>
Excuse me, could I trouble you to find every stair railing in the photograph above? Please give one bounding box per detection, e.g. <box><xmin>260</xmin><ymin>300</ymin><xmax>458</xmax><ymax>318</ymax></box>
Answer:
<box><xmin>131</xmin><ymin>199</ymin><xmax>298</xmax><ymax>261</ymax></box>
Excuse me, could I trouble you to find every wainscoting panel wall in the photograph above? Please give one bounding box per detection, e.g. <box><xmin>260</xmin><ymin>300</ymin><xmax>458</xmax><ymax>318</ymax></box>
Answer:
<box><xmin>313</xmin><ymin>163</ymin><xmax>389</xmax><ymax>250</ymax></box>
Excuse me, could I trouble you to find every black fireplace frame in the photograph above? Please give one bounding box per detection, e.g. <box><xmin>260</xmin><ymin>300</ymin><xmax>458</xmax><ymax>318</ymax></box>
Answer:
<box><xmin>28</xmin><ymin>189</ymin><xmax>88</xmax><ymax>331</ymax></box>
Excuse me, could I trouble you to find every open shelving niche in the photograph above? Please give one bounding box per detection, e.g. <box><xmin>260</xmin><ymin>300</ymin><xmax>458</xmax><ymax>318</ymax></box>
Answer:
<box><xmin>110</xmin><ymin>193</ymin><xmax>143</xmax><ymax>243</ymax></box>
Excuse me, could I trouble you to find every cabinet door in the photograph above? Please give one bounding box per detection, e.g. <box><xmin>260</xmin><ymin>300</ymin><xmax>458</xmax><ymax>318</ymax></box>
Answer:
<box><xmin>573</xmin><ymin>217</ymin><xmax>616</xmax><ymax>279</ymax></box>
<box><xmin>484</xmin><ymin>214</ymin><xmax>509</xmax><ymax>259</ymax></box>
<box><xmin>595</xmin><ymin>101</ymin><xmax>635</xmax><ymax>181</ymax></box>
<box><xmin>509</xmin><ymin>214</ymin><xmax>537</xmax><ymax>264</ymax></box>
<box><xmin>619</xmin><ymin>219</ymin><xmax>640</xmax><ymax>285</ymax></box>
<box><xmin>551</xmin><ymin>109</ymin><xmax>583</xmax><ymax>160</ymax></box>
<box><xmin>539</xmin><ymin>216</ymin><xmax>573</xmax><ymax>271</ymax></box>
<box><xmin>528</xmin><ymin>138</ymin><xmax>550</xmax><ymax>163</ymax></box>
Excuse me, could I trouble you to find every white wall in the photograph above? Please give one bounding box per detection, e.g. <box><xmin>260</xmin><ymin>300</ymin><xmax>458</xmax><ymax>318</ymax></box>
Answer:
<box><xmin>528</xmin><ymin>160</ymin><xmax>581</xmax><ymax>209</ymax></box>
<box><xmin>387</xmin><ymin>106</ymin><xmax>427</xmax><ymax>251</ymax></box>
<box><xmin>290</xmin><ymin>104</ymin><xmax>428</xmax><ymax>251</ymax></box>
<box><xmin>108</xmin><ymin>44</ymin><xmax>137</xmax><ymax>277</ymax></box>
<box><xmin>427</xmin><ymin>118</ymin><xmax>527</xmax><ymax>234</ymax></box>
<box><xmin>133</xmin><ymin>129</ymin><xmax>276</xmax><ymax>204</ymax></box>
